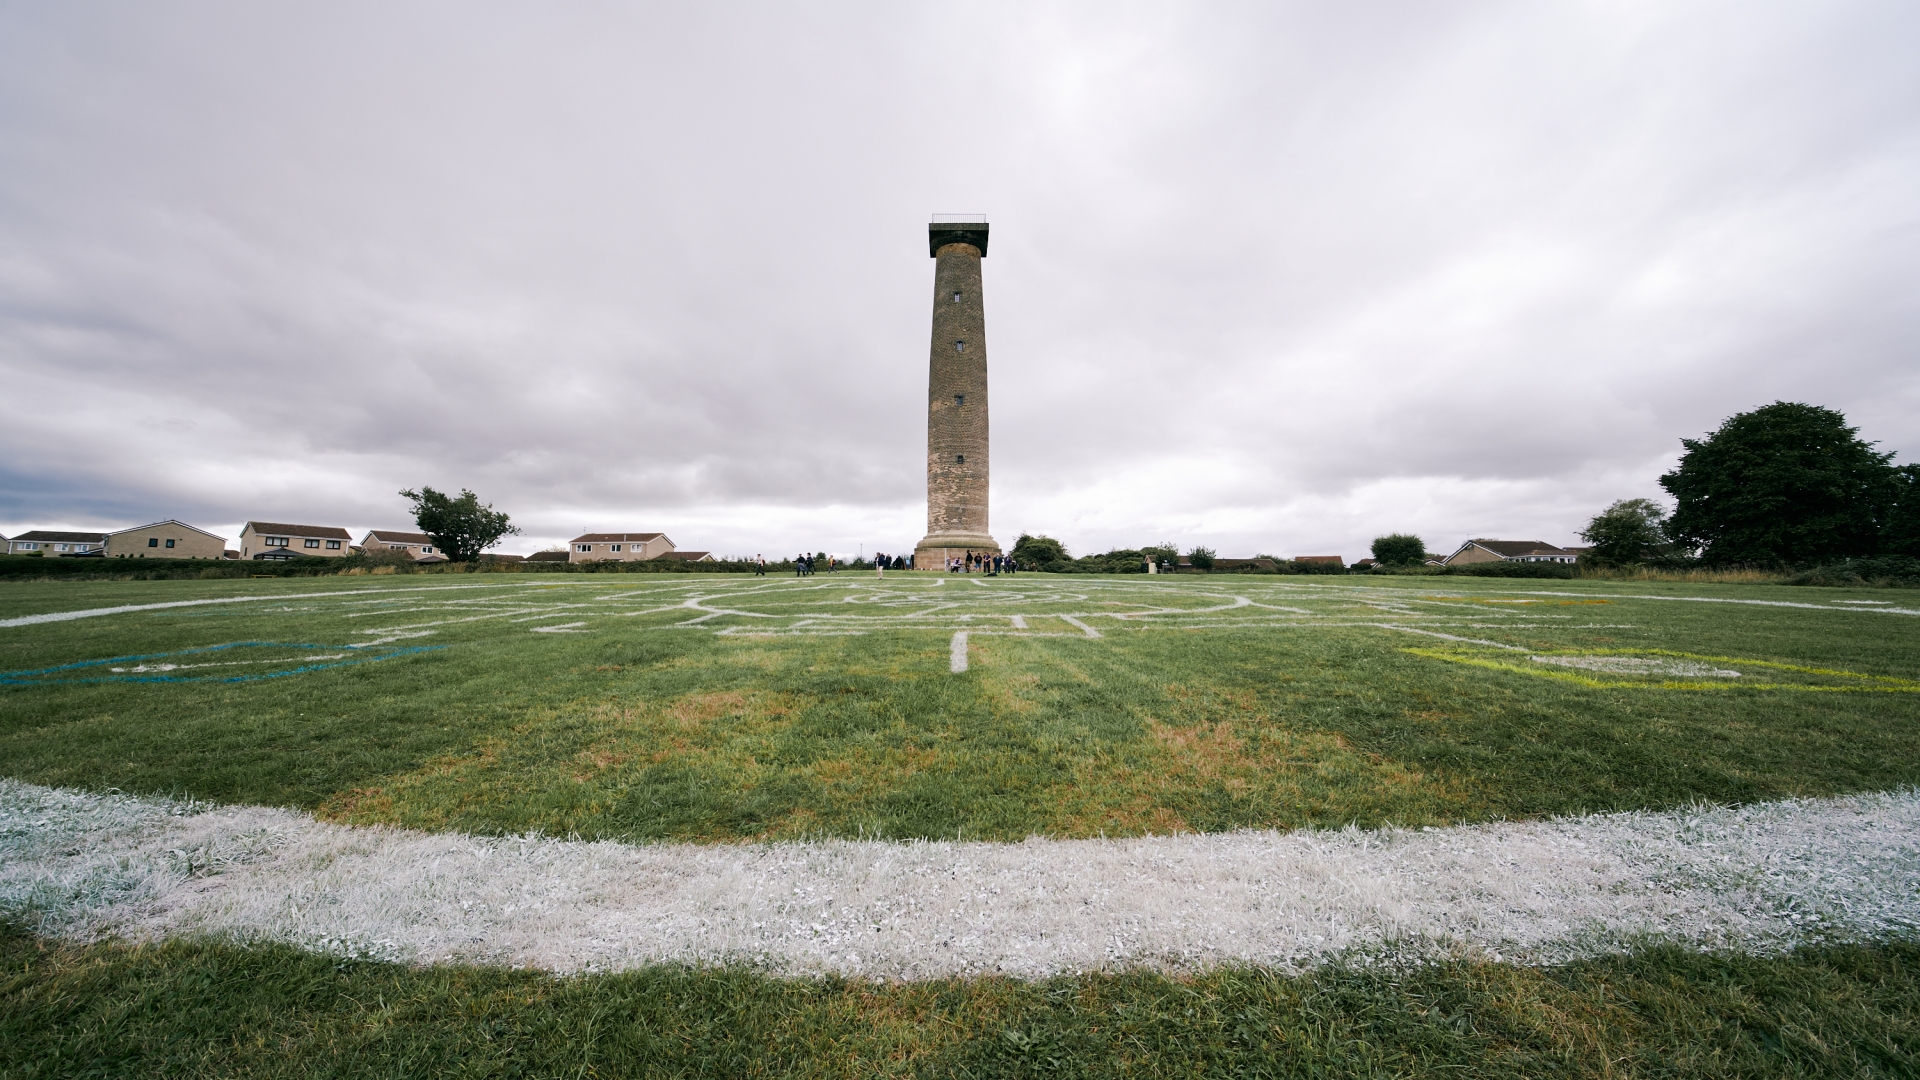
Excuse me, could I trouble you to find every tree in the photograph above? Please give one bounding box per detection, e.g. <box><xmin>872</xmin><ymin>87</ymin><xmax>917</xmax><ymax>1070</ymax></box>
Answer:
<box><xmin>1370</xmin><ymin>534</ymin><xmax>1426</xmax><ymax>567</ymax></box>
<box><xmin>1578</xmin><ymin>499</ymin><xmax>1669</xmax><ymax>566</ymax></box>
<box><xmin>1187</xmin><ymin>546</ymin><xmax>1215</xmax><ymax>570</ymax></box>
<box><xmin>1011</xmin><ymin>534</ymin><xmax>1068</xmax><ymax>566</ymax></box>
<box><xmin>1660</xmin><ymin>402</ymin><xmax>1893</xmax><ymax>565</ymax></box>
<box><xmin>1886</xmin><ymin>465</ymin><xmax>1920</xmax><ymax>559</ymax></box>
<box><xmin>399</xmin><ymin>487</ymin><xmax>519</xmax><ymax>562</ymax></box>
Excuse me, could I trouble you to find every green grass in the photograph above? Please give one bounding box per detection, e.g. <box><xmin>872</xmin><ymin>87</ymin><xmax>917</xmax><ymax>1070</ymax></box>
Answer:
<box><xmin>6</xmin><ymin>573</ymin><xmax>1920</xmax><ymax>1074</ymax></box>
<box><xmin>3</xmin><ymin>573</ymin><xmax>1918</xmax><ymax>842</ymax></box>
<box><xmin>3</xmin><ymin>923</ymin><xmax>1915</xmax><ymax>1077</ymax></box>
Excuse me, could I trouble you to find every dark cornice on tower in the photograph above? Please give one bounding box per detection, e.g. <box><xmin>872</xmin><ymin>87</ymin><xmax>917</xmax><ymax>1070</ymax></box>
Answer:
<box><xmin>929</xmin><ymin>222</ymin><xmax>988</xmax><ymax>258</ymax></box>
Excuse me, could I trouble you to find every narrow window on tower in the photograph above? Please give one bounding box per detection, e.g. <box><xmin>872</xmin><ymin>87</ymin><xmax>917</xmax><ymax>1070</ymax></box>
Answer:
<box><xmin>956</xmin><ymin>455</ymin><xmax>965</xmax><ymax>464</ymax></box>
<box><xmin>954</xmin><ymin>341</ymin><xmax>965</xmax><ymax>352</ymax></box>
<box><xmin>951</xmin><ymin>292</ymin><xmax>961</xmax><ymax>303</ymax></box>
<box><xmin>954</xmin><ymin>394</ymin><xmax>965</xmax><ymax>406</ymax></box>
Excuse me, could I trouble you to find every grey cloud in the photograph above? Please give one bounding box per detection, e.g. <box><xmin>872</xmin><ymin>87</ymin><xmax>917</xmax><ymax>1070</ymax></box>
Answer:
<box><xmin>2</xmin><ymin>2</ymin><xmax>1916</xmax><ymax>559</ymax></box>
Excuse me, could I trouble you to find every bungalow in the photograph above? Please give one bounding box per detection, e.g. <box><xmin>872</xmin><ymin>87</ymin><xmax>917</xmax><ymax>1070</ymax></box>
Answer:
<box><xmin>526</xmin><ymin>550</ymin><xmax>570</xmax><ymax>563</ymax></box>
<box><xmin>1443</xmin><ymin>539</ymin><xmax>1577</xmax><ymax>565</ymax></box>
<box><xmin>8</xmin><ymin>530</ymin><xmax>108</xmax><ymax>556</ymax></box>
<box><xmin>106</xmin><ymin>521</ymin><xmax>227</xmax><ymax>560</ymax></box>
<box><xmin>359</xmin><ymin>529</ymin><xmax>448</xmax><ymax>563</ymax></box>
<box><xmin>1292</xmin><ymin>555</ymin><xmax>1346</xmax><ymax>567</ymax></box>
<box><xmin>569</xmin><ymin>532</ymin><xmax>675</xmax><ymax>563</ymax></box>
<box><xmin>240</xmin><ymin>522</ymin><xmax>352</xmax><ymax>560</ymax></box>
<box><xmin>657</xmin><ymin>550</ymin><xmax>714</xmax><ymax>563</ymax></box>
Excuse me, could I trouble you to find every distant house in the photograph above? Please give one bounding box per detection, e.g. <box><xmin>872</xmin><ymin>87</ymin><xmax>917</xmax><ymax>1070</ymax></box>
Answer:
<box><xmin>8</xmin><ymin>530</ymin><xmax>108</xmax><ymax>556</ymax></box>
<box><xmin>240</xmin><ymin>522</ymin><xmax>352</xmax><ymax>560</ymax></box>
<box><xmin>1293</xmin><ymin>555</ymin><xmax>1345</xmax><ymax>567</ymax></box>
<box><xmin>1443</xmin><ymin>539</ymin><xmax>1577</xmax><ymax>565</ymax></box>
<box><xmin>658</xmin><ymin>550</ymin><xmax>714</xmax><ymax>563</ymax></box>
<box><xmin>478</xmin><ymin>552</ymin><xmax>525</xmax><ymax>563</ymax></box>
<box><xmin>106</xmin><ymin>521</ymin><xmax>226</xmax><ymax>560</ymax></box>
<box><xmin>526</xmin><ymin>550</ymin><xmax>570</xmax><ymax>563</ymax></box>
<box><xmin>1212</xmin><ymin>557</ymin><xmax>1280</xmax><ymax>571</ymax></box>
<box><xmin>569</xmin><ymin>532</ymin><xmax>674</xmax><ymax>563</ymax></box>
<box><xmin>359</xmin><ymin>529</ymin><xmax>448</xmax><ymax>563</ymax></box>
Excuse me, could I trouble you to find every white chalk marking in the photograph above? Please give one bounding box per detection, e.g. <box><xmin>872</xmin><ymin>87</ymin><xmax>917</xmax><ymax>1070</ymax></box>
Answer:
<box><xmin>1377</xmin><ymin>625</ymin><xmax>1528</xmax><ymax>650</ymax></box>
<box><xmin>950</xmin><ymin>631</ymin><xmax>969</xmax><ymax>672</ymax></box>
<box><xmin>1060</xmin><ymin>615</ymin><xmax>1103</xmax><ymax>639</ymax></box>
<box><xmin>530</xmin><ymin>623</ymin><xmax>589</xmax><ymax>634</ymax></box>
<box><xmin>1010</xmin><ymin>615</ymin><xmax>1027</xmax><ymax>629</ymax></box>
<box><xmin>0</xmin><ymin>584</ymin><xmax>519</xmax><ymax>629</ymax></box>
<box><xmin>5</xmin><ymin>780</ymin><xmax>1917</xmax><ymax>979</ymax></box>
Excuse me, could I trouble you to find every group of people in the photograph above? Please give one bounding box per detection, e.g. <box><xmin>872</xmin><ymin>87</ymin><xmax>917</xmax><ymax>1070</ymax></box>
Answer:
<box><xmin>948</xmin><ymin>550</ymin><xmax>1017</xmax><ymax>575</ymax></box>
<box><xmin>747</xmin><ymin>551</ymin><xmax>1016</xmax><ymax>577</ymax></box>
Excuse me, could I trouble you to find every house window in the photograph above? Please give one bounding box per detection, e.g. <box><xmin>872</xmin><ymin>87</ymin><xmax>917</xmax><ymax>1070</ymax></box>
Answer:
<box><xmin>421</xmin><ymin>546</ymin><xmax>433</xmax><ymax>553</ymax></box>
<box><xmin>266</xmin><ymin>537</ymin><xmax>288</xmax><ymax>547</ymax></box>
<box><xmin>577</xmin><ymin>544</ymin><xmax>591</xmax><ymax>552</ymax></box>
<box><xmin>148</xmin><ymin>538</ymin><xmax>158</xmax><ymax>547</ymax></box>
<box><xmin>611</xmin><ymin>544</ymin><xmax>622</xmax><ymax>552</ymax></box>
<box><xmin>326</xmin><ymin>540</ymin><xmax>341</xmax><ymax>549</ymax></box>
<box><xmin>304</xmin><ymin>538</ymin><xmax>320</xmax><ymax>548</ymax></box>
<box><xmin>954</xmin><ymin>394</ymin><xmax>965</xmax><ymax>406</ymax></box>
<box><xmin>956</xmin><ymin>454</ymin><xmax>965</xmax><ymax>464</ymax></box>
<box><xmin>55</xmin><ymin>544</ymin><xmax>67</xmax><ymax>551</ymax></box>
<box><xmin>165</xmin><ymin>539</ymin><xmax>175</xmax><ymax>548</ymax></box>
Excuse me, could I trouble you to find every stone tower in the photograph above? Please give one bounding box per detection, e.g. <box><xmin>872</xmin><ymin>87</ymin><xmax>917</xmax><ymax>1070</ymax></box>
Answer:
<box><xmin>914</xmin><ymin>216</ymin><xmax>1001</xmax><ymax>569</ymax></box>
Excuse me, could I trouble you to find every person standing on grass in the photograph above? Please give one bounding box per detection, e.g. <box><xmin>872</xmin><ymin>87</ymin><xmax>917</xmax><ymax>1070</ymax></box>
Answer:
<box><xmin>755</xmin><ymin>554</ymin><xmax>766</xmax><ymax>576</ymax></box>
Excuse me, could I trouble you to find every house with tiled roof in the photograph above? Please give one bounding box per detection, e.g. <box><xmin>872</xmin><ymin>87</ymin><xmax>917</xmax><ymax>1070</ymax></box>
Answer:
<box><xmin>106</xmin><ymin>521</ymin><xmax>226</xmax><ymax>560</ymax></box>
<box><xmin>569</xmin><ymin>532</ymin><xmax>674</xmax><ymax>563</ymax></box>
<box><xmin>359</xmin><ymin>529</ymin><xmax>448</xmax><ymax>563</ymax></box>
<box><xmin>1443</xmin><ymin>539</ymin><xmax>1577</xmax><ymax>565</ymax></box>
<box><xmin>7</xmin><ymin>530</ymin><xmax>108</xmax><ymax>556</ymax></box>
<box><xmin>240</xmin><ymin>521</ymin><xmax>352</xmax><ymax>560</ymax></box>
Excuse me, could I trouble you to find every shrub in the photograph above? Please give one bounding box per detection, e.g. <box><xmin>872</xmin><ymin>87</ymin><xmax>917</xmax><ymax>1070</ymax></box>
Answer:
<box><xmin>1187</xmin><ymin>546</ymin><xmax>1215</xmax><ymax>570</ymax></box>
<box><xmin>1783</xmin><ymin>555</ymin><xmax>1920</xmax><ymax>588</ymax></box>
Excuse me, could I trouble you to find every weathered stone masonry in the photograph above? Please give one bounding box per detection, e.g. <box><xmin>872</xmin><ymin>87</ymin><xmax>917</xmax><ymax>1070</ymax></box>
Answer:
<box><xmin>915</xmin><ymin>220</ymin><xmax>1001</xmax><ymax>567</ymax></box>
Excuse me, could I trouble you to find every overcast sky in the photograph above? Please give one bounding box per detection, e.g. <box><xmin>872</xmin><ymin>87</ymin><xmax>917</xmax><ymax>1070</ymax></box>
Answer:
<box><xmin>2</xmin><ymin>2</ymin><xmax>1916</xmax><ymax>560</ymax></box>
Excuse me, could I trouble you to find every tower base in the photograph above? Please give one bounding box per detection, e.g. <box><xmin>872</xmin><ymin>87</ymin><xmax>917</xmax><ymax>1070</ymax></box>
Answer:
<box><xmin>913</xmin><ymin>532</ymin><xmax>1001</xmax><ymax>570</ymax></box>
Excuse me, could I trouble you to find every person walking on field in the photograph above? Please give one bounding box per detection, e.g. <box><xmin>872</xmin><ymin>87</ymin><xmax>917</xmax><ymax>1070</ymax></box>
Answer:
<box><xmin>755</xmin><ymin>554</ymin><xmax>766</xmax><ymax>577</ymax></box>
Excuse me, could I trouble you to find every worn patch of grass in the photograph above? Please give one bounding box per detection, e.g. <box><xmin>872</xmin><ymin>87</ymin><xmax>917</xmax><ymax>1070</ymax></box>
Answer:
<box><xmin>2</xmin><ymin>574</ymin><xmax>1918</xmax><ymax>841</ymax></box>
<box><xmin>3</xmin><ymin>923</ymin><xmax>1915</xmax><ymax>1077</ymax></box>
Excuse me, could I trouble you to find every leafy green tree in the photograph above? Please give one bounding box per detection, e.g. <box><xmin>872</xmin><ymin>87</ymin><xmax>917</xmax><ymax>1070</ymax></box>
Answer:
<box><xmin>1187</xmin><ymin>546</ymin><xmax>1215</xmax><ymax>570</ymax></box>
<box><xmin>1578</xmin><ymin>499</ymin><xmax>1669</xmax><ymax>566</ymax></box>
<box><xmin>1369</xmin><ymin>534</ymin><xmax>1426</xmax><ymax>567</ymax></box>
<box><xmin>1011</xmin><ymin>534</ymin><xmax>1068</xmax><ymax>566</ymax></box>
<box><xmin>399</xmin><ymin>487</ymin><xmax>520</xmax><ymax>562</ymax></box>
<box><xmin>1660</xmin><ymin>403</ymin><xmax>1894</xmax><ymax>564</ymax></box>
<box><xmin>1886</xmin><ymin>465</ymin><xmax>1920</xmax><ymax>558</ymax></box>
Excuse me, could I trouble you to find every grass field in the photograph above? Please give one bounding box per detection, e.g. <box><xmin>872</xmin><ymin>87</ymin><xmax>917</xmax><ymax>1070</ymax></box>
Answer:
<box><xmin>4</xmin><ymin>571</ymin><xmax>1918</xmax><ymax>1075</ymax></box>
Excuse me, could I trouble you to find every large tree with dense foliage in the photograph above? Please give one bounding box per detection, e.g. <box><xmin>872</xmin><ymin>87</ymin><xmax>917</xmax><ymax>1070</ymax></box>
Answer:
<box><xmin>1578</xmin><ymin>499</ymin><xmax>1669</xmax><ymax>566</ymax></box>
<box><xmin>399</xmin><ymin>487</ymin><xmax>520</xmax><ymax>562</ymax></box>
<box><xmin>1886</xmin><ymin>465</ymin><xmax>1920</xmax><ymax>559</ymax></box>
<box><xmin>1010</xmin><ymin>534</ymin><xmax>1068</xmax><ymax>567</ymax></box>
<box><xmin>1370</xmin><ymin>534</ymin><xmax>1426</xmax><ymax>567</ymax></box>
<box><xmin>1659</xmin><ymin>403</ymin><xmax>1893</xmax><ymax>565</ymax></box>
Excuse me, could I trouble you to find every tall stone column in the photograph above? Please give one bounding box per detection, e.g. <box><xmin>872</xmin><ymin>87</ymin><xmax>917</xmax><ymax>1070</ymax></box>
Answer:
<box><xmin>914</xmin><ymin>218</ymin><xmax>1001</xmax><ymax>569</ymax></box>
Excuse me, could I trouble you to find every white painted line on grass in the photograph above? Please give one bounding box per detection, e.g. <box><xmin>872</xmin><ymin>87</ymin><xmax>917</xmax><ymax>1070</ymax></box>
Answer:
<box><xmin>1376</xmin><ymin>625</ymin><xmax>1529</xmax><ymax>650</ymax></box>
<box><xmin>3</xmin><ymin>781</ymin><xmax>1916</xmax><ymax>979</ymax></box>
<box><xmin>950</xmin><ymin>631</ymin><xmax>969</xmax><ymax>672</ymax></box>
<box><xmin>0</xmin><ymin>584</ymin><xmax>524</xmax><ymax>628</ymax></box>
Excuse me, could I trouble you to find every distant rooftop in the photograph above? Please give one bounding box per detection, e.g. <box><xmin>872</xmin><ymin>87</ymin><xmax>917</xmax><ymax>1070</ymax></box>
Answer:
<box><xmin>931</xmin><ymin>213</ymin><xmax>987</xmax><ymax>223</ymax></box>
